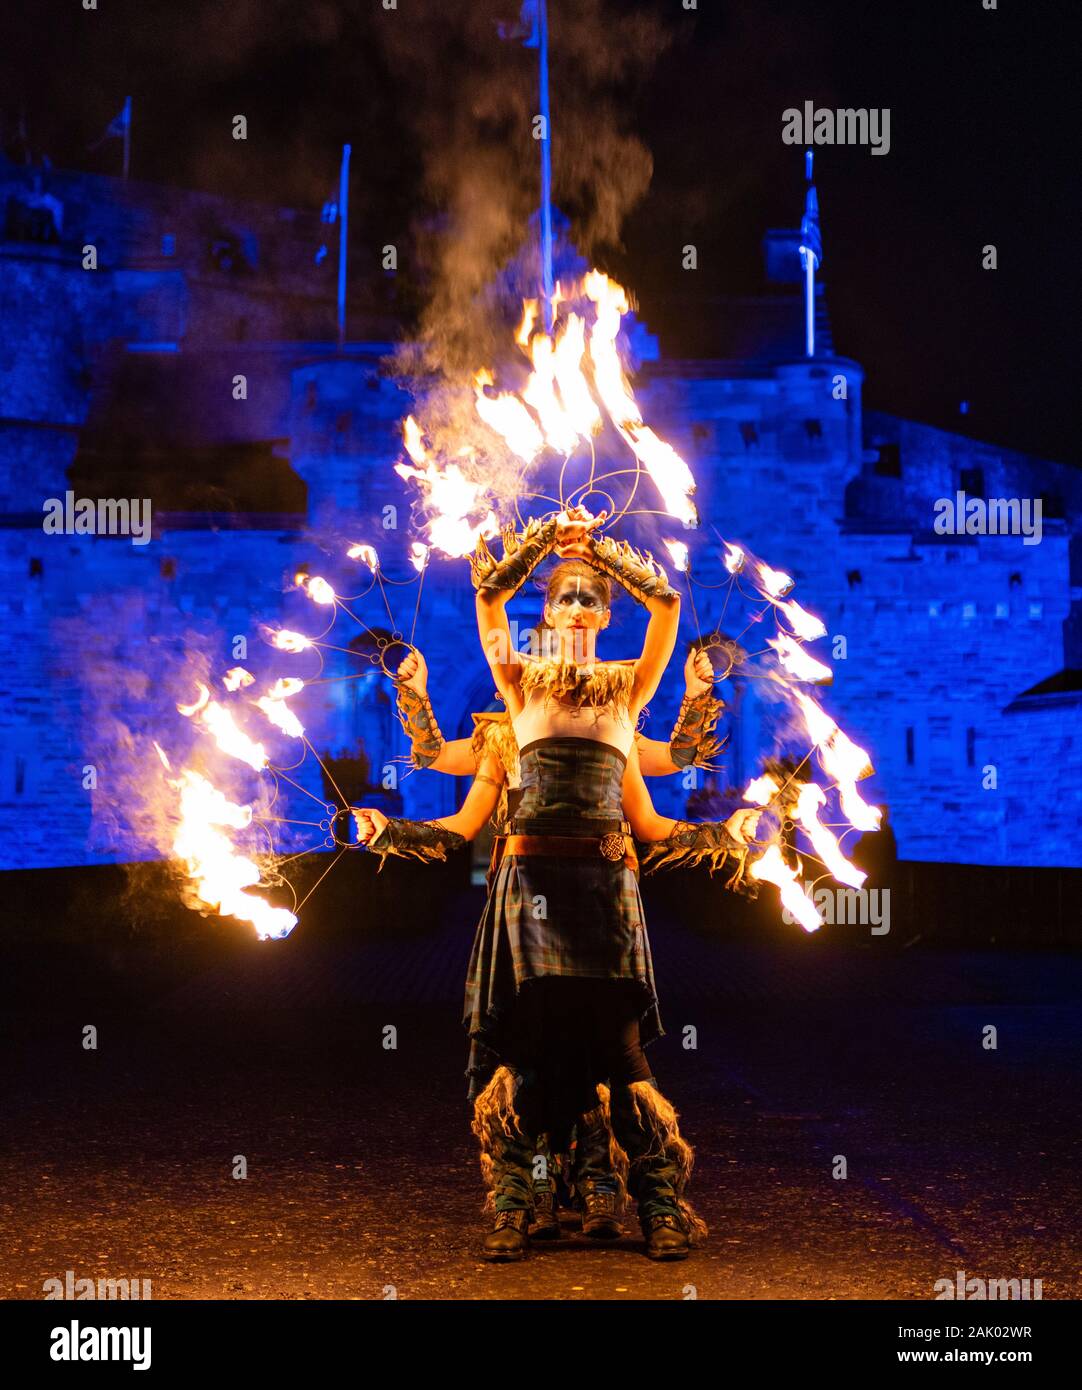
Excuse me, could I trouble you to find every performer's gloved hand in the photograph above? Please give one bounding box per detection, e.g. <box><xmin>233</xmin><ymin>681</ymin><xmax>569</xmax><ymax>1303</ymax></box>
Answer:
<box><xmin>352</xmin><ymin>806</ymin><xmax>389</xmax><ymax>846</ymax></box>
<box><xmin>554</xmin><ymin>504</ymin><xmax>607</xmax><ymax>559</ymax></box>
<box><xmin>683</xmin><ymin>647</ymin><xmax>713</xmax><ymax>696</ymax></box>
<box><xmin>396</xmin><ymin>648</ymin><xmax>429</xmax><ymax>695</ymax></box>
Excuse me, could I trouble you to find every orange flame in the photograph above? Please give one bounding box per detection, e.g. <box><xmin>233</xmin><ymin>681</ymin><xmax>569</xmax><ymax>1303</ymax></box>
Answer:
<box><xmin>168</xmin><ymin>768</ymin><xmax>296</xmax><ymax>940</ymax></box>
<box><xmin>749</xmin><ymin>845</ymin><xmax>821</xmax><ymax>933</ymax></box>
<box><xmin>793</xmin><ymin>782</ymin><xmax>866</xmax><ymax>889</ymax></box>
<box><xmin>767</xmin><ymin>633</ymin><xmax>833</xmax><ymax>684</ymax></box>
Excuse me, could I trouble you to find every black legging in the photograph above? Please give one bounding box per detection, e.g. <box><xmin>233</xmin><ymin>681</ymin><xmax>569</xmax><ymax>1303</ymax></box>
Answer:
<box><xmin>504</xmin><ymin>977</ymin><xmax>654</xmax><ymax>1139</ymax></box>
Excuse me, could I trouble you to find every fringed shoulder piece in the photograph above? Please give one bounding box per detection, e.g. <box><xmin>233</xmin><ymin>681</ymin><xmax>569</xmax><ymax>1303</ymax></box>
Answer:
<box><xmin>518</xmin><ymin>657</ymin><xmax>635</xmax><ymax>713</ymax></box>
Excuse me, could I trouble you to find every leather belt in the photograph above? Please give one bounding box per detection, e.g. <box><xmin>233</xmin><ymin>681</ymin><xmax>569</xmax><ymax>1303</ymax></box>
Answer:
<box><xmin>496</xmin><ymin>832</ymin><xmax>639</xmax><ymax>872</ymax></box>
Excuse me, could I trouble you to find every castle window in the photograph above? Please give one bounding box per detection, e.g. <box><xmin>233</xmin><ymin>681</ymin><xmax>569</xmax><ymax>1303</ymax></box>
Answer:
<box><xmin>962</xmin><ymin>602</ymin><xmax>976</xmax><ymax>620</ymax></box>
<box><xmin>28</xmin><ymin>557</ymin><xmax>43</xmax><ymax>578</ymax></box>
<box><xmin>846</xmin><ymin>570</ymin><xmax>862</xmax><ymax>589</ymax></box>
<box><xmin>905</xmin><ymin>727</ymin><xmax>915</xmax><ymax>766</ymax></box>
<box><xmin>928</xmin><ymin>602</ymin><xmax>941</xmax><ymax>618</ymax></box>
<box><xmin>995</xmin><ymin>601</ymin><xmax>1009</xmax><ymax>618</ymax></box>
<box><xmin>804</xmin><ymin>419</ymin><xmax>822</xmax><ymax>440</ymax></box>
<box><xmin>959</xmin><ymin>466</ymin><xmax>984</xmax><ymax>496</ymax></box>
<box><xmin>739</xmin><ymin>422</ymin><xmax>759</xmax><ymax>448</ymax></box>
<box><xmin>1029</xmin><ymin>602</ymin><xmax>1043</xmax><ymax>620</ymax></box>
<box><xmin>1009</xmin><ymin>572</ymin><xmax>1022</xmax><ymax>588</ymax></box>
<box><xmin>160</xmin><ymin>557</ymin><xmax>176</xmax><ymax>580</ymax></box>
<box><xmin>161</xmin><ymin>233</ymin><xmax>176</xmax><ymax>257</ymax></box>
<box><xmin>14</xmin><ymin>756</ymin><xmax>26</xmax><ymax>795</ymax></box>
<box><xmin>873</xmin><ymin>443</ymin><xmax>901</xmax><ymax>478</ymax></box>
<box><xmin>966</xmin><ymin>727</ymin><xmax>976</xmax><ymax>768</ymax></box>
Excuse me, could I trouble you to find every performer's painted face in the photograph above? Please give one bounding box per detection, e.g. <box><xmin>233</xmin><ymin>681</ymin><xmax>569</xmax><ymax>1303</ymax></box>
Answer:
<box><xmin>545</xmin><ymin>576</ymin><xmax>609</xmax><ymax>658</ymax></box>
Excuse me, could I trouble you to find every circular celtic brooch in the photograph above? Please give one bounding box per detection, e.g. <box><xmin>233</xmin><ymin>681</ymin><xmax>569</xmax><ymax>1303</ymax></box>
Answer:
<box><xmin>599</xmin><ymin>833</ymin><xmax>625</xmax><ymax>862</ymax></box>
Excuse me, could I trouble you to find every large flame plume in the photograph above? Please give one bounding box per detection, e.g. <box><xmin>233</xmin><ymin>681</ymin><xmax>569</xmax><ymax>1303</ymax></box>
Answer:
<box><xmin>398</xmin><ymin>270</ymin><xmax>698</xmax><ymax>555</ymax></box>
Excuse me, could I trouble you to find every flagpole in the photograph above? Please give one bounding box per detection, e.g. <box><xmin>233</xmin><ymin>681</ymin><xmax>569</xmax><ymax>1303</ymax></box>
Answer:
<box><xmin>122</xmin><ymin>97</ymin><xmax>131</xmax><ymax>181</ymax></box>
<box><xmin>800</xmin><ymin>150</ymin><xmax>819</xmax><ymax>358</ymax></box>
<box><xmin>337</xmin><ymin>143</ymin><xmax>351</xmax><ymax>350</ymax></box>
<box><xmin>537</xmin><ymin>0</ymin><xmax>554</xmax><ymax>333</ymax></box>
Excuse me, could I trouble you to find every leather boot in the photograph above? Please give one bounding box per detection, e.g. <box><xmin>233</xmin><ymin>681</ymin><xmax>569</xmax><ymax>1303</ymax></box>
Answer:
<box><xmin>610</xmin><ymin>1081</ymin><xmax>694</xmax><ymax>1262</ymax></box>
<box><xmin>483</xmin><ymin>1208</ymin><xmax>531</xmax><ymax>1259</ymax></box>
<box><xmin>478</xmin><ymin>1109</ymin><xmax>537</xmax><ymax>1262</ymax></box>
<box><xmin>641</xmin><ymin>1211</ymin><xmax>690</xmax><ymax>1260</ymax></box>
<box><xmin>530</xmin><ymin>1136</ymin><xmax>560</xmax><ymax>1240</ymax></box>
<box><xmin>571</xmin><ymin>1106</ymin><xmax>624</xmax><ymax>1240</ymax></box>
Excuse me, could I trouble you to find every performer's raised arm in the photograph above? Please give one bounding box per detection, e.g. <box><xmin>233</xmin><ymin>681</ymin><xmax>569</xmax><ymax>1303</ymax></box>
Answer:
<box><xmin>637</xmin><ymin>646</ymin><xmax>727</xmax><ymax>776</ymax></box>
<box><xmin>353</xmin><ymin>750</ymin><xmax>506</xmax><ymax>866</ymax></box>
<box><xmin>472</xmin><ymin>514</ymin><xmax>561</xmax><ymax>713</ymax></box>
<box><xmin>393</xmin><ymin>647</ymin><xmax>477</xmax><ymax>775</ymax></box>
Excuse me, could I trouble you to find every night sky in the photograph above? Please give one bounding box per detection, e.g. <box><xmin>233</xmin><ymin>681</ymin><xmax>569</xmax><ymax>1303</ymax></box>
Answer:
<box><xmin>2</xmin><ymin>0</ymin><xmax>1078</xmax><ymax>463</ymax></box>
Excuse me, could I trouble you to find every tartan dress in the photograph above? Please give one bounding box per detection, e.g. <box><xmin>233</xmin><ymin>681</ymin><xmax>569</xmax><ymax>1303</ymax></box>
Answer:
<box><xmin>463</xmin><ymin>735</ymin><xmax>663</xmax><ymax>1098</ymax></box>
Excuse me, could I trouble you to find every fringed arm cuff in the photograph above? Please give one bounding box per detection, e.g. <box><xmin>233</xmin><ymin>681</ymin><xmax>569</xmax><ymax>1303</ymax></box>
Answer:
<box><xmin>367</xmin><ymin>818</ymin><xmax>467</xmax><ymax>868</ymax></box>
<box><xmin>668</xmin><ymin>690</ymin><xmax>728</xmax><ymax>770</ymax></box>
<box><xmin>394</xmin><ymin>683</ymin><xmax>445</xmax><ymax>770</ymax></box>
<box><xmin>640</xmin><ymin>818</ymin><xmax>749</xmax><ymax>889</ymax></box>
<box><xmin>470</xmin><ymin>516</ymin><xmax>559</xmax><ymax>600</ymax></box>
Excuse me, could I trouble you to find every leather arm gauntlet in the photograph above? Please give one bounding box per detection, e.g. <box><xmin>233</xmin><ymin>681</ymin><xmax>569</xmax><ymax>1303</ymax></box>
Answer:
<box><xmin>583</xmin><ymin>532</ymin><xmax>680</xmax><ymax>607</ymax></box>
<box><xmin>640</xmin><ymin>818</ymin><xmax>747</xmax><ymax>884</ymax></box>
<box><xmin>367</xmin><ymin>817</ymin><xmax>467</xmax><ymax>867</ymax></box>
<box><xmin>470</xmin><ymin>516</ymin><xmax>560</xmax><ymax>600</ymax></box>
<box><xmin>669</xmin><ymin>690</ymin><xmax>727</xmax><ymax>770</ymax></box>
<box><xmin>394</xmin><ymin>683</ymin><xmax>445</xmax><ymax>770</ymax></box>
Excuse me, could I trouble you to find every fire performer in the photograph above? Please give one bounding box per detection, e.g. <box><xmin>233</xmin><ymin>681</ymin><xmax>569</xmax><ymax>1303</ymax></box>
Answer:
<box><xmin>353</xmin><ymin>507</ymin><xmax>757</xmax><ymax>1260</ymax></box>
<box><xmin>388</xmin><ymin>641</ymin><xmax>724</xmax><ymax>1242</ymax></box>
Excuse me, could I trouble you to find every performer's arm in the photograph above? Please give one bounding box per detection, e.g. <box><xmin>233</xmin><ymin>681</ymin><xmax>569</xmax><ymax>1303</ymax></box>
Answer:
<box><xmin>621</xmin><ymin>741</ymin><xmax>760</xmax><ymax>875</ymax></box>
<box><xmin>472</xmin><ymin>514</ymin><xmax>561</xmax><ymax>713</ymax></box>
<box><xmin>353</xmin><ymin>751</ymin><xmax>505</xmax><ymax>865</ymax></box>
<box><xmin>394</xmin><ymin>648</ymin><xmax>478</xmax><ymax>775</ymax></box>
<box><xmin>573</xmin><ymin>526</ymin><xmax>680</xmax><ymax>713</ymax></box>
<box><xmin>637</xmin><ymin>648</ymin><xmax>727</xmax><ymax>775</ymax></box>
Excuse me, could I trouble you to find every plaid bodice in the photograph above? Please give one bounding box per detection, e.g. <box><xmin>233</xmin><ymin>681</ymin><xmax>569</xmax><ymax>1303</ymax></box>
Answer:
<box><xmin>512</xmin><ymin>736</ymin><xmax>627</xmax><ymax>834</ymax></box>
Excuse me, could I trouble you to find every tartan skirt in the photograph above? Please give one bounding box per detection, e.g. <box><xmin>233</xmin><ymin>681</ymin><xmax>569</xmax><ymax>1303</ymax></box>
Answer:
<box><xmin>462</xmin><ymin>736</ymin><xmax>664</xmax><ymax>1098</ymax></box>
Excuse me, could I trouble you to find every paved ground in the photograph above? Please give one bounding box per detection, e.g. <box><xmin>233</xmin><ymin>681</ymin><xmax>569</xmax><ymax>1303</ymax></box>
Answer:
<box><xmin>1</xmin><ymin>900</ymin><xmax>1079</xmax><ymax>1301</ymax></box>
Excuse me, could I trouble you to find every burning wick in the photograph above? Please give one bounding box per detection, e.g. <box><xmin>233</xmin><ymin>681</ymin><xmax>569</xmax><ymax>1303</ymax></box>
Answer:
<box><xmin>346</xmin><ymin>543</ymin><xmax>379</xmax><ymax>571</ymax></box>
<box><xmin>272</xmin><ymin>630</ymin><xmax>313</xmax><ymax>653</ymax></box>
<box><xmin>296</xmin><ymin>574</ymin><xmax>336</xmax><ymax>605</ymax></box>
<box><xmin>664</xmin><ymin>539</ymin><xmax>690</xmax><ymax>573</ymax></box>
